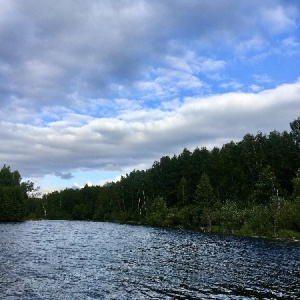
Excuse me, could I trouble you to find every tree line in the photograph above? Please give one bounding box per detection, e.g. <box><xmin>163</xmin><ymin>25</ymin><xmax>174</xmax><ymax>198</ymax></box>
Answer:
<box><xmin>0</xmin><ymin>165</ymin><xmax>34</xmax><ymax>221</ymax></box>
<box><xmin>4</xmin><ymin>117</ymin><xmax>300</xmax><ymax>238</ymax></box>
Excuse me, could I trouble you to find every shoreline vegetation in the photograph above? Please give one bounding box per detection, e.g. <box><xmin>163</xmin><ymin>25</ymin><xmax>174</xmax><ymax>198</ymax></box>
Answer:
<box><xmin>1</xmin><ymin>117</ymin><xmax>300</xmax><ymax>241</ymax></box>
<box><xmin>24</xmin><ymin>219</ymin><xmax>300</xmax><ymax>242</ymax></box>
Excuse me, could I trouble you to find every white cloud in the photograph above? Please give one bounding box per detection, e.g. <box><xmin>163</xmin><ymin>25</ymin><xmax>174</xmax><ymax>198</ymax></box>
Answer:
<box><xmin>220</xmin><ymin>81</ymin><xmax>243</xmax><ymax>90</ymax></box>
<box><xmin>160</xmin><ymin>99</ymin><xmax>182</xmax><ymax>110</ymax></box>
<box><xmin>0</xmin><ymin>1</ymin><xmax>299</xmax><ymax>190</ymax></box>
<box><xmin>282</xmin><ymin>36</ymin><xmax>300</xmax><ymax>48</ymax></box>
<box><xmin>1</xmin><ymin>81</ymin><xmax>300</xmax><ymax>179</ymax></box>
<box><xmin>236</xmin><ymin>36</ymin><xmax>268</xmax><ymax>54</ymax></box>
<box><xmin>262</xmin><ymin>5</ymin><xmax>297</xmax><ymax>34</ymax></box>
<box><xmin>253</xmin><ymin>74</ymin><xmax>273</xmax><ymax>83</ymax></box>
<box><xmin>249</xmin><ymin>84</ymin><xmax>262</xmax><ymax>92</ymax></box>
<box><xmin>1</xmin><ymin>0</ymin><xmax>297</xmax><ymax>110</ymax></box>
<box><xmin>165</xmin><ymin>52</ymin><xmax>225</xmax><ymax>74</ymax></box>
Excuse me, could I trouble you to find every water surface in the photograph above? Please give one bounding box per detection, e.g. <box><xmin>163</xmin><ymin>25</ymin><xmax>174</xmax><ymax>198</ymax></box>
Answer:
<box><xmin>0</xmin><ymin>221</ymin><xmax>299</xmax><ymax>299</ymax></box>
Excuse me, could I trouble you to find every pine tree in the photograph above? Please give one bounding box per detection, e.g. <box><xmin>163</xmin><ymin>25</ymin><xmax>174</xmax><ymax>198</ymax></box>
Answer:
<box><xmin>194</xmin><ymin>174</ymin><xmax>215</xmax><ymax>232</ymax></box>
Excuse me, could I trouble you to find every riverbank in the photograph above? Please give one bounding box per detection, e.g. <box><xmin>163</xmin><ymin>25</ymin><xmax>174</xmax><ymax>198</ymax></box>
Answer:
<box><xmin>24</xmin><ymin>216</ymin><xmax>300</xmax><ymax>241</ymax></box>
<box><xmin>98</xmin><ymin>218</ymin><xmax>300</xmax><ymax>242</ymax></box>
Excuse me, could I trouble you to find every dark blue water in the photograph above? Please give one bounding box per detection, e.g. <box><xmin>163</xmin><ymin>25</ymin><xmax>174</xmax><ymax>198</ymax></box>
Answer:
<box><xmin>0</xmin><ymin>221</ymin><xmax>299</xmax><ymax>299</ymax></box>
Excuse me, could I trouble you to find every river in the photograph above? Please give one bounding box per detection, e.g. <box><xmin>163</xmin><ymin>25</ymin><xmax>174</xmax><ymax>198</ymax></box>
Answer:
<box><xmin>0</xmin><ymin>221</ymin><xmax>299</xmax><ymax>299</ymax></box>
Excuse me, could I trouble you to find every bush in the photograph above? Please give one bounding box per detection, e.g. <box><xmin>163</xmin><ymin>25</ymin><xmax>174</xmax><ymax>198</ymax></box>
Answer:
<box><xmin>178</xmin><ymin>205</ymin><xmax>196</xmax><ymax>229</ymax></box>
<box><xmin>146</xmin><ymin>197</ymin><xmax>168</xmax><ymax>227</ymax></box>
<box><xmin>245</xmin><ymin>205</ymin><xmax>272</xmax><ymax>236</ymax></box>
<box><xmin>238</xmin><ymin>223</ymin><xmax>254</xmax><ymax>237</ymax></box>
<box><xmin>217</xmin><ymin>201</ymin><xmax>246</xmax><ymax>233</ymax></box>
<box><xmin>278</xmin><ymin>229</ymin><xmax>300</xmax><ymax>240</ymax></box>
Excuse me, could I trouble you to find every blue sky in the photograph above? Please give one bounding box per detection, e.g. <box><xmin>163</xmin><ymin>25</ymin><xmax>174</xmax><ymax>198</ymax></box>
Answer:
<box><xmin>1</xmin><ymin>0</ymin><xmax>300</xmax><ymax>194</ymax></box>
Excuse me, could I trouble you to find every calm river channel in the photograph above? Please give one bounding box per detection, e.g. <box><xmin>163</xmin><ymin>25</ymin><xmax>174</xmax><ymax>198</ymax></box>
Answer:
<box><xmin>0</xmin><ymin>221</ymin><xmax>299</xmax><ymax>299</ymax></box>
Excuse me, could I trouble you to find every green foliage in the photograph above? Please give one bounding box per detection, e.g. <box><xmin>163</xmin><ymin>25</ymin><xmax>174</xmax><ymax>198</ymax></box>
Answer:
<box><xmin>290</xmin><ymin>117</ymin><xmax>300</xmax><ymax>147</ymax></box>
<box><xmin>73</xmin><ymin>204</ymin><xmax>90</xmax><ymax>220</ymax></box>
<box><xmin>0</xmin><ymin>165</ymin><xmax>34</xmax><ymax>221</ymax></box>
<box><xmin>292</xmin><ymin>168</ymin><xmax>300</xmax><ymax>198</ymax></box>
<box><xmin>178</xmin><ymin>205</ymin><xmax>196</xmax><ymax>229</ymax></box>
<box><xmin>244</xmin><ymin>205</ymin><xmax>273</xmax><ymax>236</ymax></box>
<box><xmin>0</xmin><ymin>186</ymin><xmax>25</xmax><ymax>222</ymax></box>
<box><xmin>23</xmin><ymin>116</ymin><xmax>300</xmax><ymax>239</ymax></box>
<box><xmin>146</xmin><ymin>197</ymin><xmax>169</xmax><ymax>226</ymax></box>
<box><xmin>252</xmin><ymin>165</ymin><xmax>279</xmax><ymax>205</ymax></box>
<box><xmin>0</xmin><ymin>165</ymin><xmax>21</xmax><ymax>187</ymax></box>
<box><xmin>216</xmin><ymin>201</ymin><xmax>246</xmax><ymax>233</ymax></box>
<box><xmin>278</xmin><ymin>229</ymin><xmax>300</xmax><ymax>240</ymax></box>
<box><xmin>194</xmin><ymin>174</ymin><xmax>214</xmax><ymax>210</ymax></box>
<box><xmin>177</xmin><ymin>177</ymin><xmax>188</xmax><ymax>207</ymax></box>
<box><xmin>276</xmin><ymin>198</ymin><xmax>299</xmax><ymax>231</ymax></box>
<box><xmin>193</xmin><ymin>174</ymin><xmax>216</xmax><ymax>231</ymax></box>
<box><xmin>25</xmin><ymin>197</ymin><xmax>45</xmax><ymax>220</ymax></box>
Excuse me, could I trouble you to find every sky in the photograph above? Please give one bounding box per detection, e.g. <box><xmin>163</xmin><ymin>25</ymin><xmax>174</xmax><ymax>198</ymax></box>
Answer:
<box><xmin>1</xmin><ymin>0</ymin><xmax>300</xmax><ymax>194</ymax></box>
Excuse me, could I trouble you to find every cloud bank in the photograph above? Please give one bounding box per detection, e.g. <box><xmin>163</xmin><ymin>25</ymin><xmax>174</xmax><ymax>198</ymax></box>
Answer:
<box><xmin>1</xmin><ymin>81</ymin><xmax>299</xmax><ymax>178</ymax></box>
<box><xmin>0</xmin><ymin>0</ymin><xmax>299</xmax><ymax>189</ymax></box>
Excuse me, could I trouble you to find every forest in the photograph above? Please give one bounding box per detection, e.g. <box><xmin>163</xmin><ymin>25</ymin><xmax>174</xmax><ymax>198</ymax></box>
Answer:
<box><xmin>2</xmin><ymin>117</ymin><xmax>300</xmax><ymax>239</ymax></box>
<box><xmin>0</xmin><ymin>165</ymin><xmax>34</xmax><ymax>222</ymax></box>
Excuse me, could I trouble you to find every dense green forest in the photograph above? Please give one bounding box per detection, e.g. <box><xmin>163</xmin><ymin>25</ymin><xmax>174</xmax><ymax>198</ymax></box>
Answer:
<box><xmin>0</xmin><ymin>165</ymin><xmax>34</xmax><ymax>221</ymax></box>
<box><xmin>3</xmin><ymin>117</ymin><xmax>300</xmax><ymax>239</ymax></box>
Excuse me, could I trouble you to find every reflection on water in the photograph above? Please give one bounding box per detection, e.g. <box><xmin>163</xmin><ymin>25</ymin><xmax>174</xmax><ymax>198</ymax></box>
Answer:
<box><xmin>0</xmin><ymin>221</ymin><xmax>299</xmax><ymax>299</ymax></box>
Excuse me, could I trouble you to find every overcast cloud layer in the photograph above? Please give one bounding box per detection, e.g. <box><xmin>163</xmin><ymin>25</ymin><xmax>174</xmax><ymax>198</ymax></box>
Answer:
<box><xmin>1</xmin><ymin>0</ymin><xmax>300</xmax><ymax>191</ymax></box>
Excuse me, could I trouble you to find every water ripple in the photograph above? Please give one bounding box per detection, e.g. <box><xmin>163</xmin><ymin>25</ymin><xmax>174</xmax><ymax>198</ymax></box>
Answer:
<box><xmin>1</xmin><ymin>221</ymin><xmax>299</xmax><ymax>299</ymax></box>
